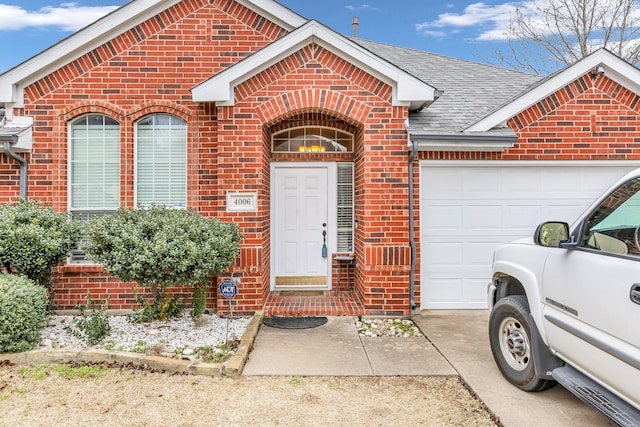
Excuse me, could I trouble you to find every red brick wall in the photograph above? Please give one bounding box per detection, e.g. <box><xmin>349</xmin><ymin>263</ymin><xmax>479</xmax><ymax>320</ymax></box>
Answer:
<box><xmin>508</xmin><ymin>74</ymin><xmax>640</xmax><ymax>160</ymax></box>
<box><xmin>1</xmin><ymin>0</ymin><xmax>284</xmax><ymax>312</ymax></box>
<box><xmin>421</xmin><ymin>73</ymin><xmax>640</xmax><ymax>161</ymax></box>
<box><xmin>213</xmin><ymin>43</ymin><xmax>411</xmax><ymax>315</ymax></box>
<box><xmin>0</xmin><ymin>0</ymin><xmax>415</xmax><ymax>315</ymax></box>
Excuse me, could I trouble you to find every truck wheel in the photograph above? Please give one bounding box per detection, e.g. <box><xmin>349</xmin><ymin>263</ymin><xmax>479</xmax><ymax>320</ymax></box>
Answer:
<box><xmin>489</xmin><ymin>295</ymin><xmax>555</xmax><ymax>392</ymax></box>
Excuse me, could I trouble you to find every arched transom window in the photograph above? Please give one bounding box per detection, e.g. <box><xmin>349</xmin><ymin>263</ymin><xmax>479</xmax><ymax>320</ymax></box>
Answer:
<box><xmin>272</xmin><ymin>127</ymin><xmax>353</xmax><ymax>153</ymax></box>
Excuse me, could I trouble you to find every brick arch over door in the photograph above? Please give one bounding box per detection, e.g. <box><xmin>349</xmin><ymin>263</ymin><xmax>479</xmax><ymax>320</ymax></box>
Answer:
<box><xmin>256</xmin><ymin>89</ymin><xmax>372</xmax><ymax>127</ymax></box>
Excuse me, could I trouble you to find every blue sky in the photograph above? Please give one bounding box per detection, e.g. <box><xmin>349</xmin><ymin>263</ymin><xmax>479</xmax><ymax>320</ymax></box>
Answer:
<box><xmin>0</xmin><ymin>0</ymin><xmax>524</xmax><ymax>74</ymax></box>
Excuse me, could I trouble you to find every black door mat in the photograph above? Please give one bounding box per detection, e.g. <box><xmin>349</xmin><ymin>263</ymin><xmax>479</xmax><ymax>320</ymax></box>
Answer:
<box><xmin>263</xmin><ymin>316</ymin><xmax>328</xmax><ymax>329</ymax></box>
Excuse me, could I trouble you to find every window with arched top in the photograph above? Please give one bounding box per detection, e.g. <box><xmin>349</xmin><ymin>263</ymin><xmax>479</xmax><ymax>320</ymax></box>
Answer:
<box><xmin>70</xmin><ymin>114</ymin><xmax>121</xmax><ymax>211</ymax></box>
<box><xmin>135</xmin><ymin>114</ymin><xmax>187</xmax><ymax>208</ymax></box>
<box><xmin>69</xmin><ymin>114</ymin><xmax>121</xmax><ymax>262</ymax></box>
<box><xmin>272</xmin><ymin>127</ymin><xmax>353</xmax><ymax>153</ymax></box>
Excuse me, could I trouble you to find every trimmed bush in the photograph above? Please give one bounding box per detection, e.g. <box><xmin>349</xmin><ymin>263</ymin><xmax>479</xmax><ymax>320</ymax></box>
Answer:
<box><xmin>83</xmin><ymin>206</ymin><xmax>242</xmax><ymax>318</ymax></box>
<box><xmin>65</xmin><ymin>293</ymin><xmax>112</xmax><ymax>345</ymax></box>
<box><xmin>0</xmin><ymin>199</ymin><xmax>81</xmax><ymax>287</ymax></box>
<box><xmin>0</xmin><ymin>274</ymin><xmax>49</xmax><ymax>352</ymax></box>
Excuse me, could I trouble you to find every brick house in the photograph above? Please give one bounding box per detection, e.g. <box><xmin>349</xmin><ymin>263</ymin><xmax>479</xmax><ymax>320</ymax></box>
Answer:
<box><xmin>1</xmin><ymin>0</ymin><xmax>639</xmax><ymax>316</ymax></box>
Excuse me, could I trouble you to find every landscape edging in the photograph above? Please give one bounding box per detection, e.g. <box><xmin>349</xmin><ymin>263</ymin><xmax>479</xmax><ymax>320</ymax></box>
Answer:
<box><xmin>0</xmin><ymin>311</ymin><xmax>264</xmax><ymax>377</ymax></box>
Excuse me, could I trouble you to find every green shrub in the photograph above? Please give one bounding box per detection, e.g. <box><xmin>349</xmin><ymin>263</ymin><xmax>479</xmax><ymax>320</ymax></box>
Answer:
<box><xmin>83</xmin><ymin>206</ymin><xmax>242</xmax><ymax>317</ymax></box>
<box><xmin>191</xmin><ymin>284</ymin><xmax>207</xmax><ymax>319</ymax></box>
<box><xmin>0</xmin><ymin>274</ymin><xmax>49</xmax><ymax>352</ymax></box>
<box><xmin>128</xmin><ymin>292</ymin><xmax>185</xmax><ymax>323</ymax></box>
<box><xmin>64</xmin><ymin>293</ymin><xmax>112</xmax><ymax>345</ymax></box>
<box><xmin>0</xmin><ymin>199</ymin><xmax>81</xmax><ymax>288</ymax></box>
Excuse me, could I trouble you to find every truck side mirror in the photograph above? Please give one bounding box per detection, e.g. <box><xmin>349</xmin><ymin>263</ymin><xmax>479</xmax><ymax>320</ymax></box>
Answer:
<box><xmin>534</xmin><ymin>222</ymin><xmax>570</xmax><ymax>247</ymax></box>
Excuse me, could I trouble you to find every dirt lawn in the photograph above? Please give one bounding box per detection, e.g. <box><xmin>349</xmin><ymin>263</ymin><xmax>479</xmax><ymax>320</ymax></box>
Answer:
<box><xmin>0</xmin><ymin>362</ymin><xmax>497</xmax><ymax>426</ymax></box>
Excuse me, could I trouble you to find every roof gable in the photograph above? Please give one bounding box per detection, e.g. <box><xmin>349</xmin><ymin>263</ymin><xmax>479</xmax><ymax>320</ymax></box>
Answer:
<box><xmin>191</xmin><ymin>20</ymin><xmax>437</xmax><ymax>109</ymax></box>
<box><xmin>466</xmin><ymin>49</ymin><xmax>640</xmax><ymax>132</ymax></box>
<box><xmin>0</xmin><ymin>0</ymin><xmax>306</xmax><ymax>106</ymax></box>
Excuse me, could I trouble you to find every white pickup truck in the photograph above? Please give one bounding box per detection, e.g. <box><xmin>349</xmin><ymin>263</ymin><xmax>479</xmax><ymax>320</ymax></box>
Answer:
<box><xmin>488</xmin><ymin>168</ymin><xmax>640</xmax><ymax>426</ymax></box>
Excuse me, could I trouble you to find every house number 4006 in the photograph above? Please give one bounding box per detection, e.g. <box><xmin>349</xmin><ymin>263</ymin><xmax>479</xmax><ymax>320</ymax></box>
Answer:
<box><xmin>227</xmin><ymin>192</ymin><xmax>257</xmax><ymax>212</ymax></box>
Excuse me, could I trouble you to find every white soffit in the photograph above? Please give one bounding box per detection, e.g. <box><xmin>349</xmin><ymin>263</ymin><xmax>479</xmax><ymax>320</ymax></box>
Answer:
<box><xmin>0</xmin><ymin>0</ymin><xmax>306</xmax><ymax>106</ymax></box>
<box><xmin>192</xmin><ymin>20</ymin><xmax>436</xmax><ymax>108</ymax></box>
<box><xmin>466</xmin><ymin>49</ymin><xmax>640</xmax><ymax>132</ymax></box>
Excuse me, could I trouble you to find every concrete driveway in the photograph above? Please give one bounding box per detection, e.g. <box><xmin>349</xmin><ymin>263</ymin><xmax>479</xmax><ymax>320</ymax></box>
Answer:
<box><xmin>413</xmin><ymin>310</ymin><xmax>614</xmax><ymax>427</ymax></box>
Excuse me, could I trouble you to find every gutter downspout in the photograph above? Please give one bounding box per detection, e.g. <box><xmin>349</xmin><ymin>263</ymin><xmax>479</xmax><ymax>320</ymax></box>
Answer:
<box><xmin>3</xmin><ymin>140</ymin><xmax>28</xmax><ymax>199</ymax></box>
<box><xmin>408</xmin><ymin>135</ymin><xmax>418</xmax><ymax>311</ymax></box>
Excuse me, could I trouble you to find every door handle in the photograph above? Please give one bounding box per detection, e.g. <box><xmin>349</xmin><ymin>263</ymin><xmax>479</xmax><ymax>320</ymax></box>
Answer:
<box><xmin>321</xmin><ymin>229</ymin><xmax>327</xmax><ymax>258</ymax></box>
<box><xmin>631</xmin><ymin>284</ymin><xmax>640</xmax><ymax>305</ymax></box>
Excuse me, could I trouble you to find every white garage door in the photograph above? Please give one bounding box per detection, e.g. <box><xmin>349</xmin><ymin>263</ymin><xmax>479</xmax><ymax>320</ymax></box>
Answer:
<box><xmin>420</xmin><ymin>161</ymin><xmax>639</xmax><ymax>310</ymax></box>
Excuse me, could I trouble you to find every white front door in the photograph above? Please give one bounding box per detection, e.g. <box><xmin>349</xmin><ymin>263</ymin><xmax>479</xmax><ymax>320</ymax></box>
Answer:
<box><xmin>272</xmin><ymin>165</ymin><xmax>331</xmax><ymax>289</ymax></box>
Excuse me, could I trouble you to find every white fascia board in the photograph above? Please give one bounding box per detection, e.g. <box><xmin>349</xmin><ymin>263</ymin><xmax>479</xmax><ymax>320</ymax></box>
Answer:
<box><xmin>466</xmin><ymin>49</ymin><xmax>640</xmax><ymax>132</ymax></box>
<box><xmin>0</xmin><ymin>0</ymin><xmax>184</xmax><ymax>105</ymax></box>
<box><xmin>192</xmin><ymin>21</ymin><xmax>435</xmax><ymax>106</ymax></box>
<box><xmin>237</xmin><ymin>0</ymin><xmax>307</xmax><ymax>30</ymax></box>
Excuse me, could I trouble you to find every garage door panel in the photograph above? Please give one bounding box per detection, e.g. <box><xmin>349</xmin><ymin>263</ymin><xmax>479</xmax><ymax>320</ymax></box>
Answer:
<box><xmin>421</xmin><ymin>163</ymin><xmax>638</xmax><ymax>310</ymax></box>
<box><xmin>424</xmin><ymin>205</ymin><xmax>462</xmax><ymax>229</ymax></box>
<box><xmin>426</xmin><ymin>275</ymin><xmax>490</xmax><ymax>309</ymax></box>
<box><xmin>503</xmin><ymin>169</ymin><xmax>541</xmax><ymax>192</ymax></box>
<box><xmin>468</xmin><ymin>241</ymin><xmax>499</xmax><ymax>266</ymax></box>
<box><xmin>468</xmin><ymin>169</ymin><xmax>502</xmax><ymax>192</ymax></box>
<box><xmin>425</xmin><ymin>239</ymin><xmax>500</xmax><ymax>270</ymax></box>
<box><xmin>423</xmin><ymin>170</ymin><xmax>463</xmax><ymax>194</ymax></box>
<box><xmin>424</xmin><ymin>278</ymin><xmax>463</xmax><ymax>305</ymax></box>
<box><xmin>504</xmin><ymin>205</ymin><xmax>542</xmax><ymax>228</ymax></box>
<box><xmin>542</xmin><ymin>203</ymin><xmax>590</xmax><ymax>223</ymax></box>
<box><xmin>465</xmin><ymin>278</ymin><xmax>490</xmax><ymax>306</ymax></box>
<box><xmin>424</xmin><ymin>242</ymin><xmax>462</xmax><ymax>267</ymax></box>
<box><xmin>468</xmin><ymin>205</ymin><xmax>502</xmax><ymax>228</ymax></box>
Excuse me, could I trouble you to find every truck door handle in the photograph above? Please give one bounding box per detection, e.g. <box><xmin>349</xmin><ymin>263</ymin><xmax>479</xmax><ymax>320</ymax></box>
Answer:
<box><xmin>631</xmin><ymin>284</ymin><xmax>640</xmax><ymax>305</ymax></box>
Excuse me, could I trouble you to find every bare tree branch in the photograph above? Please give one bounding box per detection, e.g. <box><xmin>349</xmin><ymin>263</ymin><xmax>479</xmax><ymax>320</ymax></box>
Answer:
<box><xmin>490</xmin><ymin>0</ymin><xmax>640</xmax><ymax>74</ymax></box>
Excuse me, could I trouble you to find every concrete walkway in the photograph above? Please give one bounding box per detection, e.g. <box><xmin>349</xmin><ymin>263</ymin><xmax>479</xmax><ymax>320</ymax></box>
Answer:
<box><xmin>244</xmin><ymin>311</ymin><xmax>614</xmax><ymax>427</ymax></box>
<box><xmin>242</xmin><ymin>316</ymin><xmax>455</xmax><ymax>376</ymax></box>
<box><xmin>414</xmin><ymin>310</ymin><xmax>613</xmax><ymax>427</ymax></box>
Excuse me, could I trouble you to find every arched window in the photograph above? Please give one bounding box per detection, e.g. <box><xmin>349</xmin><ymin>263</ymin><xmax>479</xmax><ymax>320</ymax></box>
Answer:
<box><xmin>69</xmin><ymin>114</ymin><xmax>121</xmax><ymax>263</ymax></box>
<box><xmin>136</xmin><ymin>114</ymin><xmax>187</xmax><ymax>207</ymax></box>
<box><xmin>70</xmin><ymin>114</ymin><xmax>120</xmax><ymax>212</ymax></box>
<box><xmin>272</xmin><ymin>127</ymin><xmax>353</xmax><ymax>153</ymax></box>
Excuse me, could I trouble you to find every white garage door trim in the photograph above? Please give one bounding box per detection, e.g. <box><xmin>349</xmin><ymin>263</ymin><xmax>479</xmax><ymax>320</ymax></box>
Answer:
<box><xmin>419</xmin><ymin>160</ymin><xmax>640</xmax><ymax>310</ymax></box>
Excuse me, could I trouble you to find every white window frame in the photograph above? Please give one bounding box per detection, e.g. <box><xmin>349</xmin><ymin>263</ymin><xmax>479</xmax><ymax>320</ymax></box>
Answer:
<box><xmin>271</xmin><ymin>126</ymin><xmax>354</xmax><ymax>153</ymax></box>
<box><xmin>68</xmin><ymin>114</ymin><xmax>121</xmax><ymax>263</ymax></box>
<box><xmin>337</xmin><ymin>162</ymin><xmax>354</xmax><ymax>253</ymax></box>
<box><xmin>134</xmin><ymin>114</ymin><xmax>187</xmax><ymax>208</ymax></box>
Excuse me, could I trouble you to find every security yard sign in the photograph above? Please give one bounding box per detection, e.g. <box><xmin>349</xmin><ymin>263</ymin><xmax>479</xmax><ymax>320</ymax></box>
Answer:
<box><xmin>219</xmin><ymin>280</ymin><xmax>238</xmax><ymax>299</ymax></box>
<box><xmin>219</xmin><ymin>279</ymin><xmax>238</xmax><ymax>343</ymax></box>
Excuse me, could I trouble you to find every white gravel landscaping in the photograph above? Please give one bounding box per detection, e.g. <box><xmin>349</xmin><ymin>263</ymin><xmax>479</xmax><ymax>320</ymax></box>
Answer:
<box><xmin>39</xmin><ymin>314</ymin><xmax>251</xmax><ymax>359</ymax></box>
<box><xmin>37</xmin><ymin>315</ymin><xmax>422</xmax><ymax>360</ymax></box>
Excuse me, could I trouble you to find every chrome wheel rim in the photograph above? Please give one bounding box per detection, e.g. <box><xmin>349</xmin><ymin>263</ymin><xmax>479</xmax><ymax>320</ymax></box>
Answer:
<box><xmin>498</xmin><ymin>316</ymin><xmax>530</xmax><ymax>371</ymax></box>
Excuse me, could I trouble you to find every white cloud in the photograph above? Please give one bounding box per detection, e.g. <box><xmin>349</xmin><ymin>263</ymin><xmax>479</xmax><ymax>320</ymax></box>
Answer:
<box><xmin>345</xmin><ymin>4</ymin><xmax>379</xmax><ymax>12</ymax></box>
<box><xmin>421</xmin><ymin>30</ymin><xmax>448</xmax><ymax>38</ymax></box>
<box><xmin>0</xmin><ymin>3</ymin><xmax>119</xmax><ymax>32</ymax></box>
<box><xmin>416</xmin><ymin>1</ymin><xmax>524</xmax><ymax>41</ymax></box>
<box><xmin>417</xmin><ymin>0</ymin><xmax>640</xmax><ymax>42</ymax></box>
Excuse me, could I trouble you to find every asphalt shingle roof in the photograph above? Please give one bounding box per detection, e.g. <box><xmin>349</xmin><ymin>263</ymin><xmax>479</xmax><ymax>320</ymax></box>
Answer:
<box><xmin>353</xmin><ymin>39</ymin><xmax>543</xmax><ymax>134</ymax></box>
